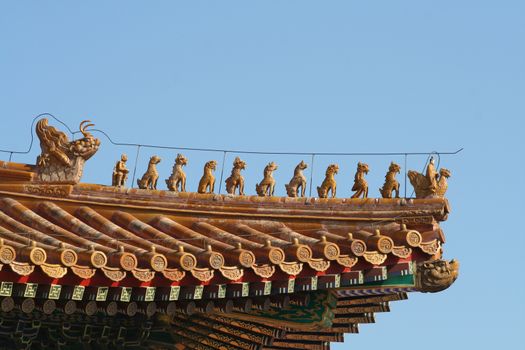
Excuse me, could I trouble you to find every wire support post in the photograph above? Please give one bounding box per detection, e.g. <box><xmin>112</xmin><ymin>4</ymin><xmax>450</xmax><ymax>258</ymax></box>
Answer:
<box><xmin>131</xmin><ymin>145</ymin><xmax>142</xmax><ymax>189</ymax></box>
<box><xmin>217</xmin><ymin>151</ymin><xmax>227</xmax><ymax>195</ymax></box>
<box><xmin>308</xmin><ymin>154</ymin><xmax>315</xmax><ymax>197</ymax></box>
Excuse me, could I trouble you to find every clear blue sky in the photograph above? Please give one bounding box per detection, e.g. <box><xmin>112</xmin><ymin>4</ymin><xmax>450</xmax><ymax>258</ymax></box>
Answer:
<box><xmin>1</xmin><ymin>1</ymin><xmax>523</xmax><ymax>349</ymax></box>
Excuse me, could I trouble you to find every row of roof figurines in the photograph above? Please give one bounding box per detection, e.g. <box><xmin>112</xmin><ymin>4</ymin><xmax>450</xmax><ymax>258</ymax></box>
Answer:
<box><xmin>112</xmin><ymin>153</ymin><xmax>451</xmax><ymax>199</ymax></box>
<box><xmin>29</xmin><ymin>118</ymin><xmax>450</xmax><ymax>199</ymax></box>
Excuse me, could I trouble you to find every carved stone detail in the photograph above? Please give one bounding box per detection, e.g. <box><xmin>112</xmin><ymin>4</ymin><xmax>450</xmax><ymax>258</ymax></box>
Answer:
<box><xmin>191</xmin><ymin>268</ymin><xmax>214</xmax><ymax>282</ymax></box>
<box><xmin>220</xmin><ymin>266</ymin><xmax>244</xmax><ymax>280</ymax></box>
<box><xmin>279</xmin><ymin>262</ymin><xmax>303</xmax><ymax>275</ymax></box>
<box><xmin>351</xmin><ymin>162</ymin><xmax>369</xmax><ymax>199</ymax></box>
<box><xmin>252</xmin><ymin>264</ymin><xmax>275</xmax><ymax>279</ymax></box>
<box><xmin>285</xmin><ymin>160</ymin><xmax>308</xmax><ymax>197</ymax></box>
<box><xmin>256</xmin><ymin>162</ymin><xmax>278</xmax><ymax>197</ymax></box>
<box><xmin>198</xmin><ymin>160</ymin><xmax>217</xmax><ymax>194</ymax></box>
<box><xmin>166</xmin><ymin>153</ymin><xmax>188</xmax><ymax>192</ymax></box>
<box><xmin>101</xmin><ymin>267</ymin><xmax>126</xmax><ymax>281</ymax></box>
<box><xmin>35</xmin><ymin>119</ymin><xmax>100</xmax><ymax>184</ymax></box>
<box><xmin>41</xmin><ymin>263</ymin><xmax>68</xmax><ymax>278</ymax></box>
<box><xmin>363</xmin><ymin>252</ymin><xmax>387</xmax><ymax>265</ymax></box>
<box><xmin>317</xmin><ymin>164</ymin><xmax>338</xmax><ymax>198</ymax></box>
<box><xmin>379</xmin><ymin>162</ymin><xmax>401</xmax><ymax>198</ymax></box>
<box><xmin>415</xmin><ymin>259</ymin><xmax>459</xmax><ymax>293</ymax></box>
<box><xmin>408</xmin><ymin>157</ymin><xmax>451</xmax><ymax>198</ymax></box>
<box><xmin>161</xmin><ymin>268</ymin><xmax>185</xmax><ymax>281</ymax></box>
<box><xmin>137</xmin><ymin>155</ymin><xmax>161</xmax><ymax>190</ymax></box>
<box><xmin>24</xmin><ymin>185</ymin><xmax>72</xmax><ymax>197</ymax></box>
<box><xmin>71</xmin><ymin>265</ymin><xmax>96</xmax><ymax>279</ymax></box>
<box><xmin>400</xmin><ymin>216</ymin><xmax>434</xmax><ymax>225</ymax></box>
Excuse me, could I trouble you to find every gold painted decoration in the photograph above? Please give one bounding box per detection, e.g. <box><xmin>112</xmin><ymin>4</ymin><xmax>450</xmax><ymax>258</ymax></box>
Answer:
<box><xmin>72</xmin><ymin>285</ymin><xmax>85</xmax><ymax>301</ymax></box>
<box><xmin>197</xmin><ymin>160</ymin><xmax>217</xmax><ymax>194</ymax></box>
<box><xmin>166</xmin><ymin>153</ymin><xmax>188</xmax><ymax>192</ymax></box>
<box><xmin>137</xmin><ymin>155</ymin><xmax>161</xmax><ymax>190</ymax></box>
<box><xmin>351</xmin><ymin>162</ymin><xmax>369</xmax><ymax>199</ymax></box>
<box><xmin>363</xmin><ymin>252</ymin><xmax>387</xmax><ymax>265</ymax></box>
<box><xmin>308</xmin><ymin>258</ymin><xmax>330</xmax><ymax>272</ymax></box>
<box><xmin>101</xmin><ymin>266</ymin><xmax>127</xmax><ymax>281</ymax></box>
<box><xmin>219</xmin><ymin>266</ymin><xmax>244</xmax><ymax>280</ymax></box>
<box><xmin>252</xmin><ymin>264</ymin><xmax>276</xmax><ymax>279</ymax></box>
<box><xmin>41</xmin><ymin>263</ymin><xmax>68</xmax><ymax>278</ymax></box>
<box><xmin>190</xmin><ymin>268</ymin><xmax>214</xmax><ymax>282</ymax></box>
<box><xmin>0</xmin><ymin>282</ymin><xmax>13</xmax><ymax>297</ymax></box>
<box><xmin>35</xmin><ymin>119</ymin><xmax>100</xmax><ymax>184</ymax></box>
<box><xmin>29</xmin><ymin>245</ymin><xmax>47</xmax><ymax>265</ymax></box>
<box><xmin>131</xmin><ymin>268</ymin><xmax>155</xmax><ymax>282</ymax></box>
<box><xmin>0</xmin><ymin>244</ymin><xmax>16</xmax><ymax>264</ymax></box>
<box><xmin>48</xmin><ymin>284</ymin><xmax>62</xmax><ymax>300</ymax></box>
<box><xmin>408</xmin><ymin>157</ymin><xmax>451</xmax><ymax>198</ymax></box>
<box><xmin>392</xmin><ymin>246</ymin><xmax>412</xmax><ymax>259</ymax></box>
<box><xmin>111</xmin><ymin>154</ymin><xmax>129</xmax><ymax>187</ymax></box>
<box><xmin>317</xmin><ymin>164</ymin><xmax>339</xmax><ymax>198</ymax></box>
<box><xmin>379</xmin><ymin>162</ymin><xmax>401</xmax><ymax>198</ymax></box>
<box><xmin>70</xmin><ymin>265</ymin><xmax>96</xmax><ymax>279</ymax></box>
<box><xmin>256</xmin><ymin>162</ymin><xmax>278</xmax><ymax>197</ymax></box>
<box><xmin>225</xmin><ymin>157</ymin><xmax>246</xmax><ymax>195</ymax></box>
<box><xmin>23</xmin><ymin>184</ymin><xmax>72</xmax><ymax>197</ymax></box>
<box><xmin>420</xmin><ymin>239</ymin><xmax>442</xmax><ymax>255</ymax></box>
<box><xmin>161</xmin><ymin>268</ymin><xmax>185</xmax><ymax>281</ymax></box>
<box><xmin>336</xmin><ymin>255</ymin><xmax>358</xmax><ymax>268</ymax></box>
<box><xmin>285</xmin><ymin>160</ymin><xmax>308</xmax><ymax>197</ymax></box>
<box><xmin>279</xmin><ymin>261</ymin><xmax>303</xmax><ymax>275</ymax></box>
<box><xmin>9</xmin><ymin>262</ymin><xmax>34</xmax><ymax>276</ymax></box>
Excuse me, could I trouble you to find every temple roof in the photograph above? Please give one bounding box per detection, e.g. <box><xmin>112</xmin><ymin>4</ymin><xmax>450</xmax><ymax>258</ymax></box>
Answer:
<box><xmin>0</xmin><ymin>119</ymin><xmax>458</xmax><ymax>349</ymax></box>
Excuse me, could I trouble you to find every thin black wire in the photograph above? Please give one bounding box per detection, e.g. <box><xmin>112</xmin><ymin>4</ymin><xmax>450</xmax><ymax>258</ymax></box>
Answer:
<box><xmin>131</xmin><ymin>145</ymin><xmax>141</xmax><ymax>189</ymax></box>
<box><xmin>0</xmin><ymin>113</ymin><xmax>463</xmax><ymax>159</ymax></box>
<box><xmin>308</xmin><ymin>154</ymin><xmax>315</xmax><ymax>197</ymax></box>
<box><xmin>90</xmin><ymin>126</ymin><xmax>463</xmax><ymax>156</ymax></box>
<box><xmin>0</xmin><ymin>113</ymin><xmax>75</xmax><ymax>155</ymax></box>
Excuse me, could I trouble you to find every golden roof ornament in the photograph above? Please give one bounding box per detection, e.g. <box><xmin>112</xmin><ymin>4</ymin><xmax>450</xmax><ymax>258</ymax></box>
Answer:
<box><xmin>225</xmin><ymin>157</ymin><xmax>246</xmax><ymax>195</ymax></box>
<box><xmin>408</xmin><ymin>156</ymin><xmax>451</xmax><ymax>198</ymax></box>
<box><xmin>317</xmin><ymin>164</ymin><xmax>338</xmax><ymax>198</ymax></box>
<box><xmin>137</xmin><ymin>155</ymin><xmax>161</xmax><ymax>190</ymax></box>
<box><xmin>285</xmin><ymin>160</ymin><xmax>308</xmax><ymax>197</ymax></box>
<box><xmin>35</xmin><ymin>118</ymin><xmax>100</xmax><ymax>184</ymax></box>
<box><xmin>198</xmin><ymin>160</ymin><xmax>217</xmax><ymax>194</ymax></box>
<box><xmin>256</xmin><ymin>161</ymin><xmax>278</xmax><ymax>197</ymax></box>
<box><xmin>351</xmin><ymin>162</ymin><xmax>369</xmax><ymax>199</ymax></box>
<box><xmin>166</xmin><ymin>153</ymin><xmax>188</xmax><ymax>192</ymax></box>
<box><xmin>111</xmin><ymin>154</ymin><xmax>129</xmax><ymax>188</ymax></box>
<box><xmin>379</xmin><ymin>162</ymin><xmax>401</xmax><ymax>198</ymax></box>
